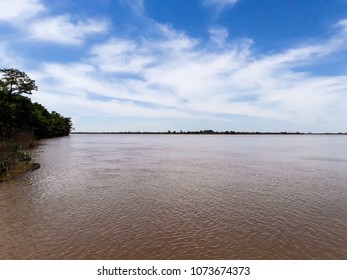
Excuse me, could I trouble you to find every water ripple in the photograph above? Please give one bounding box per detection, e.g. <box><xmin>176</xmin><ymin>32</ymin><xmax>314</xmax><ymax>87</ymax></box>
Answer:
<box><xmin>0</xmin><ymin>135</ymin><xmax>346</xmax><ymax>259</ymax></box>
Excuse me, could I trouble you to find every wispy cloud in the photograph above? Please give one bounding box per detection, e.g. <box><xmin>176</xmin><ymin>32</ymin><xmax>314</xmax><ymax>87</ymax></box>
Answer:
<box><xmin>0</xmin><ymin>0</ymin><xmax>45</xmax><ymax>21</ymax></box>
<box><xmin>0</xmin><ymin>43</ymin><xmax>24</xmax><ymax>68</ymax></box>
<box><xmin>118</xmin><ymin>0</ymin><xmax>145</xmax><ymax>16</ymax></box>
<box><xmin>90</xmin><ymin>38</ymin><xmax>152</xmax><ymax>73</ymax></box>
<box><xmin>0</xmin><ymin>0</ymin><xmax>108</xmax><ymax>45</ymax></box>
<box><xmin>26</xmin><ymin>19</ymin><xmax>347</xmax><ymax>131</ymax></box>
<box><xmin>203</xmin><ymin>0</ymin><xmax>239</xmax><ymax>17</ymax></box>
<box><xmin>2</xmin><ymin>0</ymin><xmax>347</xmax><ymax>132</ymax></box>
<box><xmin>204</xmin><ymin>0</ymin><xmax>239</xmax><ymax>6</ymax></box>
<box><xmin>209</xmin><ymin>26</ymin><xmax>229</xmax><ymax>47</ymax></box>
<box><xmin>28</xmin><ymin>15</ymin><xmax>108</xmax><ymax>45</ymax></box>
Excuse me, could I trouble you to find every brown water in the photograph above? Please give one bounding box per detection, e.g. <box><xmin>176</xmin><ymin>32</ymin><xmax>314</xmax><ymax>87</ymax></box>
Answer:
<box><xmin>0</xmin><ymin>134</ymin><xmax>346</xmax><ymax>259</ymax></box>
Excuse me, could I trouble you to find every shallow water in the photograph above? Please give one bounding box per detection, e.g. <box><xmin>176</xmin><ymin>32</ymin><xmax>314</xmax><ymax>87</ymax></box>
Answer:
<box><xmin>0</xmin><ymin>134</ymin><xmax>346</xmax><ymax>259</ymax></box>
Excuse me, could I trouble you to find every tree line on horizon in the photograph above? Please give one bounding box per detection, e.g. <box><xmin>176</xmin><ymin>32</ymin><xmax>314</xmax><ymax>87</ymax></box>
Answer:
<box><xmin>0</xmin><ymin>68</ymin><xmax>72</xmax><ymax>138</ymax></box>
<box><xmin>73</xmin><ymin>130</ymin><xmax>346</xmax><ymax>135</ymax></box>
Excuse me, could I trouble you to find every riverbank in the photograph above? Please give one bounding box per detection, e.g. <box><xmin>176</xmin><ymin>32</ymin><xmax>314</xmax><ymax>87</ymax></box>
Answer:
<box><xmin>0</xmin><ymin>161</ymin><xmax>40</xmax><ymax>182</ymax></box>
<box><xmin>0</xmin><ymin>132</ymin><xmax>37</xmax><ymax>182</ymax></box>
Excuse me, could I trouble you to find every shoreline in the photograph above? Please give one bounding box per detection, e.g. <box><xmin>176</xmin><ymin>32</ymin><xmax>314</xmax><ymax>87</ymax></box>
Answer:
<box><xmin>71</xmin><ymin>132</ymin><xmax>347</xmax><ymax>135</ymax></box>
<box><xmin>0</xmin><ymin>162</ymin><xmax>40</xmax><ymax>183</ymax></box>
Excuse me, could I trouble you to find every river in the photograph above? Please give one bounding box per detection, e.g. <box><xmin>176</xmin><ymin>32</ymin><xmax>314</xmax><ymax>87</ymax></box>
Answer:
<box><xmin>0</xmin><ymin>134</ymin><xmax>346</xmax><ymax>259</ymax></box>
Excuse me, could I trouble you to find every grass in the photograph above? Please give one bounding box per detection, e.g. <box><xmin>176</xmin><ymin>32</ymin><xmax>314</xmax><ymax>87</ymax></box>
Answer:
<box><xmin>0</xmin><ymin>131</ymin><xmax>36</xmax><ymax>177</ymax></box>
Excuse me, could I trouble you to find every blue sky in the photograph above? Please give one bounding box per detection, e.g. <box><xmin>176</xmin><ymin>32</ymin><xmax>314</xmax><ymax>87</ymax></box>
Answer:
<box><xmin>1</xmin><ymin>0</ymin><xmax>347</xmax><ymax>132</ymax></box>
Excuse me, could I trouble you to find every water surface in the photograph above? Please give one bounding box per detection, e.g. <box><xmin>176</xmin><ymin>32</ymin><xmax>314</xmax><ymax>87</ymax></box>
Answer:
<box><xmin>0</xmin><ymin>134</ymin><xmax>346</xmax><ymax>259</ymax></box>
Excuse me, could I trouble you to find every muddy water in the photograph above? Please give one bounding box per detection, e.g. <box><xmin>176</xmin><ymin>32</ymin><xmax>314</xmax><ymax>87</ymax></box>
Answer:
<box><xmin>0</xmin><ymin>134</ymin><xmax>346</xmax><ymax>259</ymax></box>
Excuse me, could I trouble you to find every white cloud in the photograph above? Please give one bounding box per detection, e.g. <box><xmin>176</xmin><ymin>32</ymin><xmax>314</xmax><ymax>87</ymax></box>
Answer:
<box><xmin>203</xmin><ymin>0</ymin><xmax>239</xmax><ymax>18</ymax></box>
<box><xmin>22</xmin><ymin>16</ymin><xmax>347</xmax><ymax>132</ymax></box>
<box><xmin>0</xmin><ymin>0</ymin><xmax>45</xmax><ymax>21</ymax></box>
<box><xmin>157</xmin><ymin>24</ymin><xmax>199</xmax><ymax>51</ymax></box>
<box><xmin>0</xmin><ymin>43</ymin><xmax>24</xmax><ymax>68</ymax></box>
<box><xmin>119</xmin><ymin>0</ymin><xmax>145</xmax><ymax>16</ymax></box>
<box><xmin>204</xmin><ymin>0</ymin><xmax>238</xmax><ymax>8</ymax></box>
<box><xmin>0</xmin><ymin>0</ymin><xmax>341</xmax><ymax>132</ymax></box>
<box><xmin>28</xmin><ymin>15</ymin><xmax>108</xmax><ymax>45</ymax></box>
<box><xmin>336</xmin><ymin>18</ymin><xmax>347</xmax><ymax>31</ymax></box>
<box><xmin>204</xmin><ymin>0</ymin><xmax>238</xmax><ymax>6</ymax></box>
<box><xmin>209</xmin><ymin>26</ymin><xmax>229</xmax><ymax>47</ymax></box>
<box><xmin>89</xmin><ymin>24</ymin><xmax>199</xmax><ymax>75</ymax></box>
<box><xmin>90</xmin><ymin>38</ymin><xmax>153</xmax><ymax>73</ymax></box>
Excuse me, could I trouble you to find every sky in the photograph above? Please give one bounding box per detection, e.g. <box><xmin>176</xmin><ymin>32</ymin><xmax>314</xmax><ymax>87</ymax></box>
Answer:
<box><xmin>1</xmin><ymin>0</ymin><xmax>347</xmax><ymax>132</ymax></box>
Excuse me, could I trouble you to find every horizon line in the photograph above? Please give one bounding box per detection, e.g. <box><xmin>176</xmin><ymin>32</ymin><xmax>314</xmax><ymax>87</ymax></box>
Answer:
<box><xmin>71</xmin><ymin>130</ymin><xmax>347</xmax><ymax>135</ymax></box>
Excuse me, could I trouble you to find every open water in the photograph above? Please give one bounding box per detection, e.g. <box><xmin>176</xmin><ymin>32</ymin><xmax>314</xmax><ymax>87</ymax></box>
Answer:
<box><xmin>0</xmin><ymin>134</ymin><xmax>346</xmax><ymax>259</ymax></box>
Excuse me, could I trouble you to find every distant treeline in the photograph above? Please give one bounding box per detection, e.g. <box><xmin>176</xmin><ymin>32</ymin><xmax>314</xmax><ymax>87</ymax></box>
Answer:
<box><xmin>0</xmin><ymin>68</ymin><xmax>72</xmax><ymax>138</ymax></box>
<box><xmin>73</xmin><ymin>130</ymin><xmax>347</xmax><ymax>135</ymax></box>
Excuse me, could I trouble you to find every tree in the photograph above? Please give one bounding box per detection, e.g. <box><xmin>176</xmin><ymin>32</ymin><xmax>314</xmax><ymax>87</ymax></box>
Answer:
<box><xmin>1</xmin><ymin>69</ymin><xmax>37</xmax><ymax>136</ymax></box>
<box><xmin>0</xmin><ymin>68</ymin><xmax>38</xmax><ymax>98</ymax></box>
<box><xmin>1</xmin><ymin>68</ymin><xmax>73</xmax><ymax>138</ymax></box>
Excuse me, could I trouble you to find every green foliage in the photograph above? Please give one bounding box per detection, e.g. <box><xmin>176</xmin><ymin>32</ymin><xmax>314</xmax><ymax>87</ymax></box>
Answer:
<box><xmin>15</xmin><ymin>149</ymin><xmax>31</xmax><ymax>161</ymax></box>
<box><xmin>0</xmin><ymin>68</ymin><xmax>73</xmax><ymax>138</ymax></box>
<box><xmin>31</xmin><ymin>104</ymin><xmax>72</xmax><ymax>138</ymax></box>
<box><xmin>0</xmin><ymin>68</ymin><xmax>72</xmax><ymax>176</ymax></box>
<box><xmin>0</xmin><ymin>68</ymin><xmax>38</xmax><ymax>96</ymax></box>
